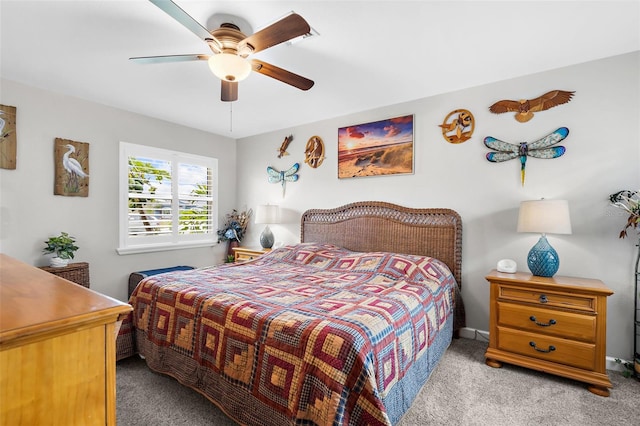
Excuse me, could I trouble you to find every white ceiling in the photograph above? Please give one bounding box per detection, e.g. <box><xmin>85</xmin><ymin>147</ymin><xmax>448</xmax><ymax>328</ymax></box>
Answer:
<box><xmin>1</xmin><ymin>0</ymin><xmax>639</xmax><ymax>139</ymax></box>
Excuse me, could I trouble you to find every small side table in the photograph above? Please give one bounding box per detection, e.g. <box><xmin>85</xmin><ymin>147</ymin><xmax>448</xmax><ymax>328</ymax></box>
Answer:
<box><xmin>484</xmin><ymin>270</ymin><xmax>613</xmax><ymax>396</ymax></box>
<box><xmin>232</xmin><ymin>247</ymin><xmax>270</xmax><ymax>263</ymax></box>
<box><xmin>39</xmin><ymin>262</ymin><xmax>90</xmax><ymax>288</ymax></box>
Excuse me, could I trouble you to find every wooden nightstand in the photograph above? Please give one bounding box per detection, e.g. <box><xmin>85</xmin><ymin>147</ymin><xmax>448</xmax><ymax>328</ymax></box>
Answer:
<box><xmin>484</xmin><ymin>270</ymin><xmax>613</xmax><ymax>396</ymax></box>
<box><xmin>39</xmin><ymin>262</ymin><xmax>90</xmax><ymax>288</ymax></box>
<box><xmin>232</xmin><ymin>247</ymin><xmax>270</xmax><ymax>263</ymax></box>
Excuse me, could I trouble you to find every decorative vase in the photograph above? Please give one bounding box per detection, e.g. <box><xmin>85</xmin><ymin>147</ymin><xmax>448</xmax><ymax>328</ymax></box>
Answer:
<box><xmin>50</xmin><ymin>256</ymin><xmax>69</xmax><ymax>268</ymax></box>
<box><xmin>226</xmin><ymin>240</ymin><xmax>240</xmax><ymax>258</ymax></box>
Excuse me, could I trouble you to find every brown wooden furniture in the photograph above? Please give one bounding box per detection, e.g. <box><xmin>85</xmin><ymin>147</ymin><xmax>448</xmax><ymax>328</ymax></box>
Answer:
<box><xmin>232</xmin><ymin>246</ymin><xmax>270</xmax><ymax>263</ymax></box>
<box><xmin>0</xmin><ymin>254</ymin><xmax>132</xmax><ymax>425</ymax></box>
<box><xmin>39</xmin><ymin>261</ymin><xmax>90</xmax><ymax>288</ymax></box>
<box><xmin>484</xmin><ymin>269</ymin><xmax>613</xmax><ymax>396</ymax></box>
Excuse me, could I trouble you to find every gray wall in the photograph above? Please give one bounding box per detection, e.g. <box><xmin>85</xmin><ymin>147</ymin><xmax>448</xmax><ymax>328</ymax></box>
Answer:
<box><xmin>1</xmin><ymin>52</ymin><xmax>637</xmax><ymax>360</ymax></box>
<box><xmin>236</xmin><ymin>52</ymin><xmax>640</xmax><ymax>360</ymax></box>
<box><xmin>0</xmin><ymin>79</ymin><xmax>237</xmax><ymax>301</ymax></box>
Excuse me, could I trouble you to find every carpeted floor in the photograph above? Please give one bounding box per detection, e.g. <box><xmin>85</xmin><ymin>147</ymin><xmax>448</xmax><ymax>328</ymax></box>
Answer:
<box><xmin>116</xmin><ymin>337</ymin><xmax>640</xmax><ymax>425</ymax></box>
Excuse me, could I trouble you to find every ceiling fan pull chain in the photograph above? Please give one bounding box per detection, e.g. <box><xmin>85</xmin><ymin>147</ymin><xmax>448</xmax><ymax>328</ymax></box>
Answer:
<box><xmin>229</xmin><ymin>102</ymin><xmax>233</xmax><ymax>133</ymax></box>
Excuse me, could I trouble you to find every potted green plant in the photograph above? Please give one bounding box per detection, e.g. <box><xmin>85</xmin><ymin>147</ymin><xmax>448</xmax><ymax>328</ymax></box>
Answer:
<box><xmin>43</xmin><ymin>232</ymin><xmax>79</xmax><ymax>267</ymax></box>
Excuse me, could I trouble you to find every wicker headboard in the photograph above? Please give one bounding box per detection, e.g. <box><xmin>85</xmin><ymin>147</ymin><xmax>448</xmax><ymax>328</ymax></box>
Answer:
<box><xmin>300</xmin><ymin>201</ymin><xmax>462</xmax><ymax>289</ymax></box>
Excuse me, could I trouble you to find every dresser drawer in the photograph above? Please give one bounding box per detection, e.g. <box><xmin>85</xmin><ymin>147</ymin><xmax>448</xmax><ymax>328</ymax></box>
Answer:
<box><xmin>498</xmin><ymin>285</ymin><xmax>596</xmax><ymax>313</ymax></box>
<box><xmin>497</xmin><ymin>301</ymin><xmax>596</xmax><ymax>342</ymax></box>
<box><xmin>497</xmin><ymin>326</ymin><xmax>596</xmax><ymax>371</ymax></box>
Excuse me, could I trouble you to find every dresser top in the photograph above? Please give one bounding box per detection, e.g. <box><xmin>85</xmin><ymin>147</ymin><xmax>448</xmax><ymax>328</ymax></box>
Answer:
<box><xmin>0</xmin><ymin>254</ymin><xmax>131</xmax><ymax>345</ymax></box>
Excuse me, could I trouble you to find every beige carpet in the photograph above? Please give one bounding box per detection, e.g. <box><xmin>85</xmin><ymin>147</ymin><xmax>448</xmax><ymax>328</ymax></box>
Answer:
<box><xmin>116</xmin><ymin>338</ymin><xmax>640</xmax><ymax>425</ymax></box>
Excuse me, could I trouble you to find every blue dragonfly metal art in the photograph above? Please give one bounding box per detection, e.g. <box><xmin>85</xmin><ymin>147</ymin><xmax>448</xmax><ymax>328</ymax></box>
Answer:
<box><xmin>267</xmin><ymin>162</ymin><xmax>299</xmax><ymax>197</ymax></box>
<box><xmin>484</xmin><ymin>127</ymin><xmax>569</xmax><ymax>186</ymax></box>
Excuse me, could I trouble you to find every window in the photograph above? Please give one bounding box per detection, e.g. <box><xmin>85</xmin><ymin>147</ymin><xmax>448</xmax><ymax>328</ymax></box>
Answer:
<box><xmin>117</xmin><ymin>142</ymin><xmax>218</xmax><ymax>254</ymax></box>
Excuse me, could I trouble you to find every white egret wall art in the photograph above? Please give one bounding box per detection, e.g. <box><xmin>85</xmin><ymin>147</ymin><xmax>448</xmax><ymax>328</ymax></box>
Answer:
<box><xmin>54</xmin><ymin>138</ymin><xmax>90</xmax><ymax>197</ymax></box>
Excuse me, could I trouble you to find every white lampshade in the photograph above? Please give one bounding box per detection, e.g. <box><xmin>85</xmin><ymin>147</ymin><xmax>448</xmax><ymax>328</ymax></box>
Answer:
<box><xmin>208</xmin><ymin>53</ymin><xmax>251</xmax><ymax>82</ymax></box>
<box><xmin>517</xmin><ymin>199</ymin><xmax>572</xmax><ymax>235</ymax></box>
<box><xmin>255</xmin><ymin>204</ymin><xmax>280</xmax><ymax>224</ymax></box>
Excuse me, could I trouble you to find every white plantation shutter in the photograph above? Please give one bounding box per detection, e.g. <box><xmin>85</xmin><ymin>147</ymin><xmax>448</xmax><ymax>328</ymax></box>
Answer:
<box><xmin>118</xmin><ymin>142</ymin><xmax>218</xmax><ymax>254</ymax></box>
<box><xmin>178</xmin><ymin>162</ymin><xmax>214</xmax><ymax>235</ymax></box>
<box><xmin>128</xmin><ymin>156</ymin><xmax>172</xmax><ymax>238</ymax></box>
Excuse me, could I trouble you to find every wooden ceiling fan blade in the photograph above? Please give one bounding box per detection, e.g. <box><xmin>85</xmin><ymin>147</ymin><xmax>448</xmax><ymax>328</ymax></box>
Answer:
<box><xmin>221</xmin><ymin>80</ymin><xmax>238</xmax><ymax>102</ymax></box>
<box><xmin>130</xmin><ymin>54</ymin><xmax>210</xmax><ymax>64</ymax></box>
<box><xmin>251</xmin><ymin>59</ymin><xmax>314</xmax><ymax>91</ymax></box>
<box><xmin>239</xmin><ymin>13</ymin><xmax>310</xmax><ymax>54</ymax></box>
<box><xmin>149</xmin><ymin>0</ymin><xmax>222</xmax><ymax>53</ymax></box>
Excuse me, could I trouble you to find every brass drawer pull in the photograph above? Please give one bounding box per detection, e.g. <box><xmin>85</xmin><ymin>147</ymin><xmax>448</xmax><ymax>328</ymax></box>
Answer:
<box><xmin>529</xmin><ymin>315</ymin><xmax>557</xmax><ymax>327</ymax></box>
<box><xmin>529</xmin><ymin>341</ymin><xmax>556</xmax><ymax>353</ymax></box>
<box><xmin>539</xmin><ymin>294</ymin><xmax>548</xmax><ymax>303</ymax></box>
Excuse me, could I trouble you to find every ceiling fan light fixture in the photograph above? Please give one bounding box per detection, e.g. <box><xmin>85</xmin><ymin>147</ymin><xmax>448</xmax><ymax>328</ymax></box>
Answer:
<box><xmin>208</xmin><ymin>53</ymin><xmax>251</xmax><ymax>82</ymax></box>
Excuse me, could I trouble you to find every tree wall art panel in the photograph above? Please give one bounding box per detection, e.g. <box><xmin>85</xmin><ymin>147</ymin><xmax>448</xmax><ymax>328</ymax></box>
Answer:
<box><xmin>1</xmin><ymin>104</ymin><xmax>17</xmax><ymax>170</ymax></box>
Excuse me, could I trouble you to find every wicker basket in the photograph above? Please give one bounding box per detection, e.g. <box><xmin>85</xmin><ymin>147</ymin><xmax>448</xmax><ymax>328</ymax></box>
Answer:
<box><xmin>40</xmin><ymin>262</ymin><xmax>90</xmax><ymax>288</ymax></box>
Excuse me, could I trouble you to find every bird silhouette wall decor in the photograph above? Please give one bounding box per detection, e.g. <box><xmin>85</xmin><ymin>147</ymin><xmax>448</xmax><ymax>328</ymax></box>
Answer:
<box><xmin>277</xmin><ymin>135</ymin><xmax>293</xmax><ymax>158</ymax></box>
<box><xmin>54</xmin><ymin>138</ymin><xmax>90</xmax><ymax>196</ymax></box>
<box><xmin>304</xmin><ymin>136</ymin><xmax>325</xmax><ymax>168</ymax></box>
<box><xmin>489</xmin><ymin>90</ymin><xmax>575</xmax><ymax>122</ymax></box>
<box><xmin>0</xmin><ymin>104</ymin><xmax>17</xmax><ymax>170</ymax></box>
<box><xmin>484</xmin><ymin>127</ymin><xmax>569</xmax><ymax>186</ymax></box>
<box><xmin>439</xmin><ymin>109</ymin><xmax>475</xmax><ymax>143</ymax></box>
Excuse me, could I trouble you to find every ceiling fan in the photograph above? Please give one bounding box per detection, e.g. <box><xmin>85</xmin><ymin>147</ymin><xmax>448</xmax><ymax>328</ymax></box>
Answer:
<box><xmin>131</xmin><ymin>0</ymin><xmax>315</xmax><ymax>102</ymax></box>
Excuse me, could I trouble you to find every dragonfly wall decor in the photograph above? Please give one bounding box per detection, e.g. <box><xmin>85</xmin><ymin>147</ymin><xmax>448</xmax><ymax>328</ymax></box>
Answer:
<box><xmin>267</xmin><ymin>162</ymin><xmax>299</xmax><ymax>197</ymax></box>
<box><xmin>484</xmin><ymin>127</ymin><xmax>569</xmax><ymax>186</ymax></box>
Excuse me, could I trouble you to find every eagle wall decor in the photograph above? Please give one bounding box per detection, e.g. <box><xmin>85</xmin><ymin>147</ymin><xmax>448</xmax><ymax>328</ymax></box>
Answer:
<box><xmin>277</xmin><ymin>135</ymin><xmax>293</xmax><ymax>158</ymax></box>
<box><xmin>489</xmin><ymin>90</ymin><xmax>575</xmax><ymax>122</ymax></box>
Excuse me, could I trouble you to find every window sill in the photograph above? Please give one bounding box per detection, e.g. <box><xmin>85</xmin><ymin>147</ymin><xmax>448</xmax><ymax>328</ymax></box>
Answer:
<box><xmin>116</xmin><ymin>240</ymin><xmax>216</xmax><ymax>255</ymax></box>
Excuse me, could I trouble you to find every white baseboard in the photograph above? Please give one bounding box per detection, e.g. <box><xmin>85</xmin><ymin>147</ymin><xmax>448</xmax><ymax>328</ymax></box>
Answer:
<box><xmin>458</xmin><ymin>327</ymin><xmax>629</xmax><ymax>372</ymax></box>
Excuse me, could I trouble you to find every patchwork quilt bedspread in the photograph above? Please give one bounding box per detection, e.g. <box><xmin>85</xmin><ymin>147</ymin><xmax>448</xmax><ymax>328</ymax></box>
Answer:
<box><xmin>116</xmin><ymin>243</ymin><xmax>458</xmax><ymax>425</ymax></box>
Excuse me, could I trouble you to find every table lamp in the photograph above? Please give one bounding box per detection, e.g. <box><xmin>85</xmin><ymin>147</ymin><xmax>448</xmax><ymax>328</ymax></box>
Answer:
<box><xmin>255</xmin><ymin>204</ymin><xmax>279</xmax><ymax>249</ymax></box>
<box><xmin>517</xmin><ymin>199</ymin><xmax>572</xmax><ymax>277</ymax></box>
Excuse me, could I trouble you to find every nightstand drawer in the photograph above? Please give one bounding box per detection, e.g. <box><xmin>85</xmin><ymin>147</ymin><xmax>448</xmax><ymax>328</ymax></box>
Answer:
<box><xmin>232</xmin><ymin>247</ymin><xmax>270</xmax><ymax>263</ymax></box>
<box><xmin>497</xmin><ymin>327</ymin><xmax>596</xmax><ymax>371</ymax></box>
<box><xmin>499</xmin><ymin>285</ymin><xmax>596</xmax><ymax>313</ymax></box>
<box><xmin>498</xmin><ymin>301</ymin><xmax>596</xmax><ymax>342</ymax></box>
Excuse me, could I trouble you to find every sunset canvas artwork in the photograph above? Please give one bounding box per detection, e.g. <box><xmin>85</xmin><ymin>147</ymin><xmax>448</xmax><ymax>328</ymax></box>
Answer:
<box><xmin>338</xmin><ymin>114</ymin><xmax>414</xmax><ymax>178</ymax></box>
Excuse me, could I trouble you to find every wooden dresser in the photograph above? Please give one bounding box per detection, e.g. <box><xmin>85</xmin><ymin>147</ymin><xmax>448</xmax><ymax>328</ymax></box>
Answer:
<box><xmin>0</xmin><ymin>254</ymin><xmax>132</xmax><ymax>425</ymax></box>
<box><xmin>484</xmin><ymin>270</ymin><xmax>613</xmax><ymax>396</ymax></box>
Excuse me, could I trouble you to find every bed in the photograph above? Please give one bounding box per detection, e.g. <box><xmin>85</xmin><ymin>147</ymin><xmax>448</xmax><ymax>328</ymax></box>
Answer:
<box><xmin>116</xmin><ymin>201</ymin><xmax>464</xmax><ymax>425</ymax></box>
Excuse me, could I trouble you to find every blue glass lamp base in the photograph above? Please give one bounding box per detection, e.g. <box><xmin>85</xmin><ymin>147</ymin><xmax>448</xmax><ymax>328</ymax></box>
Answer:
<box><xmin>527</xmin><ymin>235</ymin><xmax>560</xmax><ymax>277</ymax></box>
<box><xmin>259</xmin><ymin>225</ymin><xmax>274</xmax><ymax>249</ymax></box>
